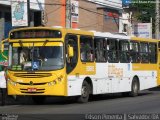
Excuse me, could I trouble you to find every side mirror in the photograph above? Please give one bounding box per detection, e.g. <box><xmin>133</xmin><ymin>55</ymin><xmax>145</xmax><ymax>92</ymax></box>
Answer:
<box><xmin>1</xmin><ymin>38</ymin><xmax>8</xmax><ymax>53</ymax></box>
<box><xmin>68</xmin><ymin>45</ymin><xmax>74</xmax><ymax>58</ymax></box>
<box><xmin>1</xmin><ymin>41</ymin><xmax>4</xmax><ymax>53</ymax></box>
<box><xmin>1</xmin><ymin>38</ymin><xmax>8</xmax><ymax>60</ymax></box>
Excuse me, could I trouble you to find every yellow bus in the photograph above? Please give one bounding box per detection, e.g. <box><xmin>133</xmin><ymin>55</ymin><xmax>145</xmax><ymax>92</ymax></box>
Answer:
<box><xmin>1</xmin><ymin>27</ymin><xmax>159</xmax><ymax>104</ymax></box>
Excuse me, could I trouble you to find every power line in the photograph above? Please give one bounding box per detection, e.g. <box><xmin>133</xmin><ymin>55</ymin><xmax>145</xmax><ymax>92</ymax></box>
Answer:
<box><xmin>0</xmin><ymin>0</ymin><xmax>133</xmax><ymax>22</ymax></box>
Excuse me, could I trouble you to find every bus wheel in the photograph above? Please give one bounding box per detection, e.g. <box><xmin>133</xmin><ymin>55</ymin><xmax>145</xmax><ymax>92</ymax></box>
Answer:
<box><xmin>77</xmin><ymin>81</ymin><xmax>90</xmax><ymax>103</ymax></box>
<box><xmin>32</xmin><ymin>96</ymin><xmax>46</xmax><ymax>105</ymax></box>
<box><xmin>130</xmin><ymin>78</ymin><xmax>139</xmax><ymax>97</ymax></box>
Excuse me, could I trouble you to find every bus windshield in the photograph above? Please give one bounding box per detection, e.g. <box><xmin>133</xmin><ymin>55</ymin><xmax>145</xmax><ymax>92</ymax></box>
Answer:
<box><xmin>10</xmin><ymin>42</ymin><xmax>64</xmax><ymax>71</ymax></box>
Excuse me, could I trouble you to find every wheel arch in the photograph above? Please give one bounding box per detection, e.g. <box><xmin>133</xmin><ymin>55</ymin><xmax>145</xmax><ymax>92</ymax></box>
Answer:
<box><xmin>84</xmin><ymin>76</ymin><xmax>93</xmax><ymax>94</ymax></box>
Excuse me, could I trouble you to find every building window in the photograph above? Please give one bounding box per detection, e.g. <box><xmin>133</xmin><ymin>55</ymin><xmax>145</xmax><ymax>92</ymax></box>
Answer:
<box><xmin>104</xmin><ymin>10</ymin><xmax>119</xmax><ymax>24</ymax></box>
<box><xmin>5</xmin><ymin>12</ymin><xmax>11</xmax><ymax>22</ymax></box>
<box><xmin>80</xmin><ymin>36</ymin><xmax>94</xmax><ymax>62</ymax></box>
<box><xmin>123</xmin><ymin>24</ymin><xmax>128</xmax><ymax>32</ymax></box>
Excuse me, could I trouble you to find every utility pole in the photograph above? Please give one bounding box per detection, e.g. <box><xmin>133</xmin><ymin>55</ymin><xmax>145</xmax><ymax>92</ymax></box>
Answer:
<box><xmin>66</xmin><ymin>0</ymin><xmax>71</xmax><ymax>28</ymax></box>
<box><xmin>27</xmin><ymin>0</ymin><xmax>30</xmax><ymax>27</ymax></box>
<box><xmin>155</xmin><ymin>0</ymin><xmax>159</xmax><ymax>39</ymax></box>
<box><xmin>150</xmin><ymin>17</ymin><xmax>152</xmax><ymax>38</ymax></box>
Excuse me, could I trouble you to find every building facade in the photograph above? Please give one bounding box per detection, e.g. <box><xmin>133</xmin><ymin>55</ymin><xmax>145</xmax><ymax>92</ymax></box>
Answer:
<box><xmin>0</xmin><ymin>0</ymin><xmax>44</xmax><ymax>40</ymax></box>
<box><xmin>45</xmin><ymin>0</ymin><xmax>123</xmax><ymax>33</ymax></box>
<box><xmin>0</xmin><ymin>0</ymin><xmax>124</xmax><ymax>41</ymax></box>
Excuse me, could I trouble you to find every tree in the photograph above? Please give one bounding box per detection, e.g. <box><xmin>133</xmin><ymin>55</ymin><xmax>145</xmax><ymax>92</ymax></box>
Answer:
<box><xmin>130</xmin><ymin>0</ymin><xmax>156</xmax><ymax>31</ymax></box>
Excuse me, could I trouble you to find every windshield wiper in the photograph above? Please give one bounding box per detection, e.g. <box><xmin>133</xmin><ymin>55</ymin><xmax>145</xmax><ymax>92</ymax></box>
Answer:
<box><xmin>43</xmin><ymin>40</ymin><xmax>49</xmax><ymax>46</ymax></box>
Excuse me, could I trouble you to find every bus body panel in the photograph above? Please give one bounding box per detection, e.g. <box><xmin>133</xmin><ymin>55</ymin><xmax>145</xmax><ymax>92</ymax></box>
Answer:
<box><xmin>67</xmin><ymin>62</ymin><xmax>158</xmax><ymax>96</ymax></box>
<box><xmin>4</xmin><ymin>27</ymin><xmax>159</xmax><ymax>100</ymax></box>
<box><xmin>7</xmin><ymin>70</ymin><xmax>68</xmax><ymax>96</ymax></box>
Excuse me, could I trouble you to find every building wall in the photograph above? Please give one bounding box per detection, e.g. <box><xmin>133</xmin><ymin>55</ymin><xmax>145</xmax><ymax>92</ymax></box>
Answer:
<box><xmin>45</xmin><ymin>0</ymin><xmax>64</xmax><ymax>27</ymax></box>
<box><xmin>78</xmin><ymin>0</ymin><xmax>97</xmax><ymax>31</ymax></box>
<box><xmin>79</xmin><ymin>1</ymin><xmax>120</xmax><ymax>32</ymax></box>
<box><xmin>0</xmin><ymin>5</ymin><xmax>11</xmax><ymax>40</ymax></box>
<box><xmin>0</xmin><ymin>0</ymin><xmax>45</xmax><ymax>10</ymax></box>
<box><xmin>103</xmin><ymin>9</ymin><xmax>120</xmax><ymax>32</ymax></box>
<box><xmin>45</xmin><ymin>0</ymin><xmax>121</xmax><ymax>33</ymax></box>
<box><xmin>0</xmin><ymin>0</ymin><xmax>44</xmax><ymax>40</ymax></box>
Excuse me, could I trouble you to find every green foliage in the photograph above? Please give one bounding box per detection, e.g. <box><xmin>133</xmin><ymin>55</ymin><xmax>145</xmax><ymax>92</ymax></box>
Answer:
<box><xmin>131</xmin><ymin>0</ymin><xmax>155</xmax><ymax>22</ymax></box>
<box><xmin>130</xmin><ymin>0</ymin><xmax>155</xmax><ymax>31</ymax></box>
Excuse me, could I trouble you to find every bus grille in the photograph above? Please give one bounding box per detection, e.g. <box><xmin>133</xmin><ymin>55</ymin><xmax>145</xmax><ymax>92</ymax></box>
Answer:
<box><xmin>18</xmin><ymin>82</ymin><xmax>47</xmax><ymax>85</ymax></box>
<box><xmin>14</xmin><ymin>73</ymin><xmax>52</xmax><ymax>78</ymax></box>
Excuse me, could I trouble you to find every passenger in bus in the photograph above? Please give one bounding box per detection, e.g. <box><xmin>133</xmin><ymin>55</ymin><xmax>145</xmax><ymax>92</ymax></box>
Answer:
<box><xmin>80</xmin><ymin>43</ymin><xmax>87</xmax><ymax>61</ymax></box>
<box><xmin>13</xmin><ymin>49</ymin><xmax>18</xmax><ymax>65</ymax></box>
<box><xmin>20</xmin><ymin>49</ymin><xmax>28</xmax><ymax>64</ymax></box>
<box><xmin>95</xmin><ymin>41</ymin><xmax>105</xmax><ymax>61</ymax></box>
<box><xmin>81</xmin><ymin>42</ymin><xmax>92</xmax><ymax>61</ymax></box>
<box><xmin>87</xmin><ymin>50</ymin><xmax>93</xmax><ymax>61</ymax></box>
<box><xmin>130</xmin><ymin>49</ymin><xmax>135</xmax><ymax>62</ymax></box>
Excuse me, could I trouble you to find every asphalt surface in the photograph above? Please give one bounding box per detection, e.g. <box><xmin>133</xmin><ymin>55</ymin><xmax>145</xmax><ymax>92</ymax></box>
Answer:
<box><xmin>0</xmin><ymin>87</ymin><xmax>160</xmax><ymax>120</ymax></box>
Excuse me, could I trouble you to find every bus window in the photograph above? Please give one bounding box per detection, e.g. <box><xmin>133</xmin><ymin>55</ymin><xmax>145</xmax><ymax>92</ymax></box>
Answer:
<box><xmin>130</xmin><ymin>41</ymin><xmax>140</xmax><ymax>63</ymax></box>
<box><xmin>107</xmin><ymin>39</ymin><xmax>119</xmax><ymax>63</ymax></box>
<box><xmin>80</xmin><ymin>36</ymin><xmax>94</xmax><ymax>62</ymax></box>
<box><xmin>94</xmin><ymin>38</ymin><xmax>107</xmax><ymax>62</ymax></box>
<box><xmin>65</xmin><ymin>34</ymin><xmax>78</xmax><ymax>74</ymax></box>
<box><xmin>119</xmin><ymin>40</ymin><xmax>130</xmax><ymax>63</ymax></box>
<box><xmin>149</xmin><ymin>43</ymin><xmax>157</xmax><ymax>63</ymax></box>
<box><xmin>140</xmin><ymin>42</ymin><xmax>149</xmax><ymax>63</ymax></box>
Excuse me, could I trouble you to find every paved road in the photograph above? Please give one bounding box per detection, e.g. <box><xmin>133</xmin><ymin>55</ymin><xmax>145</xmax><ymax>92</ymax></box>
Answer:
<box><xmin>0</xmin><ymin>87</ymin><xmax>160</xmax><ymax>120</ymax></box>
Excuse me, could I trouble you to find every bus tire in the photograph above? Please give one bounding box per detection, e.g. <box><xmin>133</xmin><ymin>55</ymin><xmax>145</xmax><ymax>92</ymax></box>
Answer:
<box><xmin>32</xmin><ymin>96</ymin><xmax>46</xmax><ymax>105</ymax></box>
<box><xmin>77</xmin><ymin>81</ymin><xmax>90</xmax><ymax>103</ymax></box>
<box><xmin>130</xmin><ymin>78</ymin><xmax>139</xmax><ymax>97</ymax></box>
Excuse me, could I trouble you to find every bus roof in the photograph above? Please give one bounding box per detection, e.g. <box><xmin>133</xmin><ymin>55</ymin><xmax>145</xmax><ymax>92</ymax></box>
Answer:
<box><xmin>9</xmin><ymin>27</ymin><xmax>94</xmax><ymax>36</ymax></box>
<box><xmin>93</xmin><ymin>31</ymin><xmax>131</xmax><ymax>40</ymax></box>
<box><xmin>131</xmin><ymin>36</ymin><xmax>158</xmax><ymax>42</ymax></box>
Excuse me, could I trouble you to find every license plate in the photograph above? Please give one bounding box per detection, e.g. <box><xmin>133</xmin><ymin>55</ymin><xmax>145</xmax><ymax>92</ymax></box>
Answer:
<box><xmin>27</xmin><ymin>88</ymin><xmax>37</xmax><ymax>92</ymax></box>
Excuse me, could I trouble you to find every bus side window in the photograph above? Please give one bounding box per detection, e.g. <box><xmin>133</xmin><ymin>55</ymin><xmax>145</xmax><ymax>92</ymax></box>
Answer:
<box><xmin>140</xmin><ymin>42</ymin><xmax>149</xmax><ymax>63</ymax></box>
<box><xmin>80</xmin><ymin>36</ymin><xmax>94</xmax><ymax>62</ymax></box>
<box><xmin>119</xmin><ymin>40</ymin><xmax>130</xmax><ymax>63</ymax></box>
<box><xmin>65</xmin><ymin>34</ymin><xmax>78</xmax><ymax>74</ymax></box>
<box><xmin>107</xmin><ymin>39</ymin><xmax>119</xmax><ymax>63</ymax></box>
<box><xmin>130</xmin><ymin>41</ymin><xmax>140</xmax><ymax>63</ymax></box>
<box><xmin>94</xmin><ymin>38</ymin><xmax>107</xmax><ymax>62</ymax></box>
<box><xmin>149</xmin><ymin>43</ymin><xmax>157</xmax><ymax>63</ymax></box>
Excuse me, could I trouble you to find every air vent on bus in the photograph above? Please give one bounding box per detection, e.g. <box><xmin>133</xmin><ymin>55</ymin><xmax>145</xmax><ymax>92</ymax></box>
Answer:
<box><xmin>18</xmin><ymin>82</ymin><xmax>47</xmax><ymax>85</ymax></box>
<box><xmin>14</xmin><ymin>73</ymin><xmax>52</xmax><ymax>78</ymax></box>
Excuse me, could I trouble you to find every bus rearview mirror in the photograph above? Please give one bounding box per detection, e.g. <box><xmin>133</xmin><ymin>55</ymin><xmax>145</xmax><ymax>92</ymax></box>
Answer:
<box><xmin>1</xmin><ymin>41</ymin><xmax>4</xmax><ymax>53</ymax></box>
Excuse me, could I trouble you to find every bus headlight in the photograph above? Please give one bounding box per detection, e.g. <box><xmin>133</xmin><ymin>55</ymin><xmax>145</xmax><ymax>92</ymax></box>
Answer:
<box><xmin>48</xmin><ymin>75</ymin><xmax>63</xmax><ymax>86</ymax></box>
<box><xmin>48</xmin><ymin>80</ymin><xmax>57</xmax><ymax>86</ymax></box>
<box><xmin>58</xmin><ymin>77</ymin><xmax>62</xmax><ymax>82</ymax></box>
<box><xmin>58</xmin><ymin>75</ymin><xmax>63</xmax><ymax>82</ymax></box>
